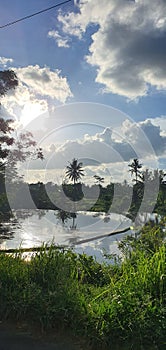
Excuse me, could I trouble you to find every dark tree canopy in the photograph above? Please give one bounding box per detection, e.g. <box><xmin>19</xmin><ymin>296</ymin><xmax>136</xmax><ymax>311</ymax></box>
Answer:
<box><xmin>94</xmin><ymin>175</ymin><xmax>104</xmax><ymax>185</ymax></box>
<box><xmin>128</xmin><ymin>158</ymin><xmax>143</xmax><ymax>183</ymax></box>
<box><xmin>0</xmin><ymin>70</ymin><xmax>18</xmax><ymax>96</ymax></box>
<box><xmin>65</xmin><ymin>158</ymin><xmax>84</xmax><ymax>184</ymax></box>
<box><xmin>0</xmin><ymin>118</ymin><xmax>14</xmax><ymax>161</ymax></box>
<box><xmin>0</xmin><ymin>70</ymin><xmax>43</xmax><ymax>182</ymax></box>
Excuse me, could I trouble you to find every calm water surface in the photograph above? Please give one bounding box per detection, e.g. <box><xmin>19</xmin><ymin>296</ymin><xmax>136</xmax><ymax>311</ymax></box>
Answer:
<box><xmin>0</xmin><ymin>209</ymin><xmax>132</xmax><ymax>261</ymax></box>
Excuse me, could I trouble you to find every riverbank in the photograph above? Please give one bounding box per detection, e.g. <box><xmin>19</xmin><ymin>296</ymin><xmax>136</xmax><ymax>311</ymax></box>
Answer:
<box><xmin>0</xmin><ymin>220</ymin><xmax>165</xmax><ymax>349</ymax></box>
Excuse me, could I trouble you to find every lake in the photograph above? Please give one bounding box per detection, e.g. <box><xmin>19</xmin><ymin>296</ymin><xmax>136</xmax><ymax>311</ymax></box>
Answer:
<box><xmin>0</xmin><ymin>210</ymin><xmax>132</xmax><ymax>262</ymax></box>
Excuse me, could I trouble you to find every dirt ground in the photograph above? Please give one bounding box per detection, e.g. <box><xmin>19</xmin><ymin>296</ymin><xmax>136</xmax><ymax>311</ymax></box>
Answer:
<box><xmin>0</xmin><ymin>322</ymin><xmax>83</xmax><ymax>350</ymax></box>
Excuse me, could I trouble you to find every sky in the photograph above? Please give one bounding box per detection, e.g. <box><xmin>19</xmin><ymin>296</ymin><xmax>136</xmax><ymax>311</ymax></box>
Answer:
<box><xmin>0</xmin><ymin>0</ymin><xmax>166</xmax><ymax>187</ymax></box>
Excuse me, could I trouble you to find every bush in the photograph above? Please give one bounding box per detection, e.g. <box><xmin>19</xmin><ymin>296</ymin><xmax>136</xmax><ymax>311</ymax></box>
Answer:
<box><xmin>0</xmin><ymin>221</ymin><xmax>165</xmax><ymax>349</ymax></box>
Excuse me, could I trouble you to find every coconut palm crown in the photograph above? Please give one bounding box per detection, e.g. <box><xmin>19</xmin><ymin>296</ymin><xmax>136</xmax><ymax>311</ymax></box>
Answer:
<box><xmin>65</xmin><ymin>158</ymin><xmax>84</xmax><ymax>184</ymax></box>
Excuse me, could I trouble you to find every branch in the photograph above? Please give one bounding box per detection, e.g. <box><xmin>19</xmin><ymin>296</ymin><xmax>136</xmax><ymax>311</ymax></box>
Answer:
<box><xmin>74</xmin><ymin>226</ymin><xmax>131</xmax><ymax>246</ymax></box>
<box><xmin>0</xmin><ymin>227</ymin><xmax>132</xmax><ymax>253</ymax></box>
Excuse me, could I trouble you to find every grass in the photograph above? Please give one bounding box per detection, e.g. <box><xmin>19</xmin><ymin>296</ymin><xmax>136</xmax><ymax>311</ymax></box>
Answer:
<box><xmin>0</xmin><ymin>221</ymin><xmax>165</xmax><ymax>349</ymax></box>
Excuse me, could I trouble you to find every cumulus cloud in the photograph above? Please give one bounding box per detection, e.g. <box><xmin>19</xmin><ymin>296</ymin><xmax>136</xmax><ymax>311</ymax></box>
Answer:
<box><xmin>16</xmin><ymin>65</ymin><xmax>73</xmax><ymax>102</ymax></box>
<box><xmin>57</xmin><ymin>0</ymin><xmax>166</xmax><ymax>99</ymax></box>
<box><xmin>21</xmin><ymin>115</ymin><xmax>165</xmax><ymax>186</ymax></box>
<box><xmin>48</xmin><ymin>30</ymin><xmax>70</xmax><ymax>48</ymax></box>
<box><xmin>122</xmin><ymin>119</ymin><xmax>166</xmax><ymax>156</ymax></box>
<box><xmin>148</xmin><ymin>116</ymin><xmax>166</xmax><ymax>137</ymax></box>
<box><xmin>29</xmin><ymin>117</ymin><xmax>164</xmax><ymax>174</ymax></box>
<box><xmin>1</xmin><ymin>64</ymin><xmax>73</xmax><ymax>125</ymax></box>
<box><xmin>0</xmin><ymin>56</ymin><xmax>13</xmax><ymax>68</ymax></box>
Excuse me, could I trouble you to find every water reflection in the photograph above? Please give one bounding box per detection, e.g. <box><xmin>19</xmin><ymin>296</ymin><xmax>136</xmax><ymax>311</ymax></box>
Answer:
<box><xmin>0</xmin><ymin>209</ymin><xmax>133</xmax><ymax>261</ymax></box>
<box><xmin>0</xmin><ymin>210</ymin><xmax>159</xmax><ymax>261</ymax></box>
<box><xmin>55</xmin><ymin>210</ymin><xmax>73</xmax><ymax>225</ymax></box>
<box><xmin>0</xmin><ymin>213</ymin><xmax>19</xmax><ymax>244</ymax></box>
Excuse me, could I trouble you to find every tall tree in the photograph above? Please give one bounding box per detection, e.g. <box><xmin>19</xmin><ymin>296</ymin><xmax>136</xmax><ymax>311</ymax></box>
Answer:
<box><xmin>0</xmin><ymin>69</ymin><xmax>18</xmax><ymax>164</ymax></box>
<box><xmin>142</xmin><ymin>168</ymin><xmax>153</xmax><ymax>183</ymax></box>
<box><xmin>0</xmin><ymin>70</ymin><xmax>43</xmax><ymax>181</ymax></box>
<box><xmin>65</xmin><ymin>158</ymin><xmax>84</xmax><ymax>185</ymax></box>
<box><xmin>0</xmin><ymin>70</ymin><xmax>43</xmax><ymax>214</ymax></box>
<box><xmin>0</xmin><ymin>118</ymin><xmax>15</xmax><ymax>161</ymax></box>
<box><xmin>65</xmin><ymin>158</ymin><xmax>84</xmax><ymax>228</ymax></box>
<box><xmin>6</xmin><ymin>130</ymin><xmax>44</xmax><ymax>182</ymax></box>
<box><xmin>128</xmin><ymin>158</ymin><xmax>143</xmax><ymax>184</ymax></box>
<box><xmin>0</xmin><ymin>70</ymin><xmax>18</xmax><ymax>97</ymax></box>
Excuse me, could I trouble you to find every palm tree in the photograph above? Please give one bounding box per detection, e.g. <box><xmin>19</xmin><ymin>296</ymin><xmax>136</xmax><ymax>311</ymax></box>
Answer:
<box><xmin>65</xmin><ymin>158</ymin><xmax>84</xmax><ymax>186</ymax></box>
<box><xmin>93</xmin><ymin>175</ymin><xmax>104</xmax><ymax>187</ymax></box>
<box><xmin>142</xmin><ymin>168</ymin><xmax>152</xmax><ymax>183</ymax></box>
<box><xmin>56</xmin><ymin>210</ymin><xmax>71</xmax><ymax>225</ymax></box>
<box><xmin>128</xmin><ymin>158</ymin><xmax>143</xmax><ymax>184</ymax></box>
<box><xmin>65</xmin><ymin>158</ymin><xmax>84</xmax><ymax>229</ymax></box>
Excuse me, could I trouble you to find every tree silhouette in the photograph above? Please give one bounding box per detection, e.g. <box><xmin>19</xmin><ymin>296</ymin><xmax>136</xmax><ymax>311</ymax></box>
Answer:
<box><xmin>142</xmin><ymin>168</ymin><xmax>152</xmax><ymax>181</ymax></box>
<box><xmin>0</xmin><ymin>70</ymin><xmax>43</xmax><ymax>182</ymax></box>
<box><xmin>65</xmin><ymin>158</ymin><xmax>84</xmax><ymax>186</ymax></box>
<box><xmin>56</xmin><ymin>209</ymin><xmax>72</xmax><ymax>225</ymax></box>
<box><xmin>0</xmin><ymin>70</ymin><xmax>18</xmax><ymax>96</ymax></box>
<box><xmin>65</xmin><ymin>158</ymin><xmax>84</xmax><ymax>229</ymax></box>
<box><xmin>93</xmin><ymin>175</ymin><xmax>104</xmax><ymax>187</ymax></box>
<box><xmin>128</xmin><ymin>158</ymin><xmax>143</xmax><ymax>183</ymax></box>
<box><xmin>0</xmin><ymin>70</ymin><xmax>43</xmax><ymax>213</ymax></box>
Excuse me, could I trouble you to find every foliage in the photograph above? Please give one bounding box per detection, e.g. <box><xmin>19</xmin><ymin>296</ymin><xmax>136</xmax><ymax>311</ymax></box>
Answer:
<box><xmin>0</xmin><ymin>70</ymin><xmax>44</xmax><ymax>212</ymax></box>
<box><xmin>65</xmin><ymin>158</ymin><xmax>84</xmax><ymax>184</ymax></box>
<box><xmin>2</xmin><ymin>176</ymin><xmax>165</xmax><ymax>217</ymax></box>
<box><xmin>55</xmin><ymin>209</ymin><xmax>72</xmax><ymax>224</ymax></box>
<box><xmin>0</xmin><ymin>222</ymin><xmax>165</xmax><ymax>349</ymax></box>
<box><xmin>128</xmin><ymin>158</ymin><xmax>143</xmax><ymax>184</ymax></box>
<box><xmin>93</xmin><ymin>175</ymin><xmax>104</xmax><ymax>186</ymax></box>
<box><xmin>0</xmin><ymin>70</ymin><xmax>18</xmax><ymax>96</ymax></box>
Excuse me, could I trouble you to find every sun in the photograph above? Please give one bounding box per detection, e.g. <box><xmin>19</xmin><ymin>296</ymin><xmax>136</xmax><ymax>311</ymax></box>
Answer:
<box><xmin>20</xmin><ymin>102</ymin><xmax>46</xmax><ymax>128</ymax></box>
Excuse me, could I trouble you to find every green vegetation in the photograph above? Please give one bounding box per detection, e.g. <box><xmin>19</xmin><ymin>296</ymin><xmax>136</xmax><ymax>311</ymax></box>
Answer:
<box><xmin>128</xmin><ymin>158</ymin><xmax>143</xmax><ymax>183</ymax></box>
<box><xmin>0</xmin><ymin>69</ymin><xmax>43</xmax><ymax>213</ymax></box>
<box><xmin>2</xmin><ymin>168</ymin><xmax>165</xmax><ymax>218</ymax></box>
<box><xmin>0</xmin><ymin>221</ymin><xmax>165</xmax><ymax>349</ymax></box>
<box><xmin>0</xmin><ymin>69</ymin><xmax>165</xmax><ymax>350</ymax></box>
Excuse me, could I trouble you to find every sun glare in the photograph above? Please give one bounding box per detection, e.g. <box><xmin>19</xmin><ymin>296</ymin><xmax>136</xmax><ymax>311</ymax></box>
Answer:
<box><xmin>20</xmin><ymin>103</ymin><xmax>46</xmax><ymax>127</ymax></box>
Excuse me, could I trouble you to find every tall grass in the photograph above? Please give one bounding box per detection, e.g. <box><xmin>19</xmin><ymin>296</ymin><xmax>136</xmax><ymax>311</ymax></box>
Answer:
<box><xmin>0</xmin><ymin>222</ymin><xmax>165</xmax><ymax>349</ymax></box>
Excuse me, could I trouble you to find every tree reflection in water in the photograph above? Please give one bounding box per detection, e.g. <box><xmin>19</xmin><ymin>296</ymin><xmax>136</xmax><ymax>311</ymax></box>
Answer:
<box><xmin>0</xmin><ymin>212</ymin><xmax>18</xmax><ymax>243</ymax></box>
<box><xmin>70</xmin><ymin>212</ymin><xmax>77</xmax><ymax>230</ymax></box>
<box><xmin>55</xmin><ymin>209</ymin><xmax>78</xmax><ymax>230</ymax></box>
<box><xmin>55</xmin><ymin>209</ymin><xmax>72</xmax><ymax>225</ymax></box>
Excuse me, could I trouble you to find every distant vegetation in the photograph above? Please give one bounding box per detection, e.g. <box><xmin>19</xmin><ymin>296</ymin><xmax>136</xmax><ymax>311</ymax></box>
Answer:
<box><xmin>0</xmin><ymin>70</ymin><xmax>165</xmax><ymax>350</ymax></box>
<box><xmin>1</xmin><ymin>165</ymin><xmax>165</xmax><ymax>217</ymax></box>
<box><xmin>0</xmin><ymin>70</ymin><xmax>165</xmax><ymax>221</ymax></box>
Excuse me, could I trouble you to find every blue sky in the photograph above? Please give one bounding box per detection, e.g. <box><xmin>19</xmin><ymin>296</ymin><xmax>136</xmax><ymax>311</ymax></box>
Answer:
<box><xmin>0</xmin><ymin>0</ymin><xmax>166</xmax><ymax>184</ymax></box>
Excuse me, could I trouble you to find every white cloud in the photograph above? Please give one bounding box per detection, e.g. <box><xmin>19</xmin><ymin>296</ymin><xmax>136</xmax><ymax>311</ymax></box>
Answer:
<box><xmin>16</xmin><ymin>65</ymin><xmax>73</xmax><ymax>102</ymax></box>
<box><xmin>148</xmin><ymin>116</ymin><xmax>166</xmax><ymax>137</ymax></box>
<box><xmin>57</xmin><ymin>0</ymin><xmax>166</xmax><ymax>99</ymax></box>
<box><xmin>0</xmin><ymin>56</ymin><xmax>13</xmax><ymax>68</ymax></box>
<box><xmin>1</xmin><ymin>64</ymin><xmax>73</xmax><ymax>125</ymax></box>
<box><xmin>20</xmin><ymin>115</ymin><xmax>165</xmax><ymax>188</ymax></box>
<box><xmin>121</xmin><ymin>119</ymin><xmax>166</xmax><ymax>156</ymax></box>
<box><xmin>29</xmin><ymin>117</ymin><xmax>164</xmax><ymax>174</ymax></box>
<box><xmin>48</xmin><ymin>30</ymin><xmax>70</xmax><ymax>48</ymax></box>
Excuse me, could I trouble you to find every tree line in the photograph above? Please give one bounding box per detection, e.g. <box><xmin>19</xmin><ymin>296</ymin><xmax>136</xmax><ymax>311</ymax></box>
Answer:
<box><xmin>0</xmin><ymin>70</ymin><xmax>165</xmax><ymax>220</ymax></box>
